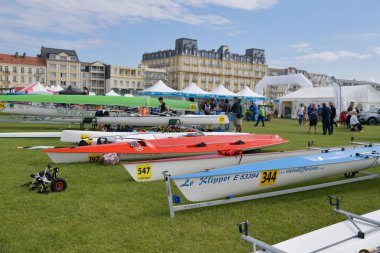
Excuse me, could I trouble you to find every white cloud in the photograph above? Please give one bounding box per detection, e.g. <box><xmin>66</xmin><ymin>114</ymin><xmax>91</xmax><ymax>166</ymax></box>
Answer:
<box><xmin>289</xmin><ymin>43</ymin><xmax>312</xmax><ymax>53</ymax></box>
<box><xmin>0</xmin><ymin>0</ymin><xmax>275</xmax><ymax>34</ymax></box>
<box><xmin>1</xmin><ymin>30</ymin><xmax>106</xmax><ymax>52</ymax></box>
<box><xmin>298</xmin><ymin>50</ymin><xmax>370</xmax><ymax>61</ymax></box>
<box><xmin>183</xmin><ymin>0</ymin><xmax>279</xmax><ymax>10</ymax></box>
<box><xmin>373</xmin><ymin>47</ymin><xmax>380</xmax><ymax>55</ymax></box>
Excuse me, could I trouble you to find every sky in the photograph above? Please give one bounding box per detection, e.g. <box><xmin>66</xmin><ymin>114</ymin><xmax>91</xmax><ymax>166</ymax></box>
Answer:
<box><xmin>1</xmin><ymin>0</ymin><xmax>379</xmax><ymax>83</ymax></box>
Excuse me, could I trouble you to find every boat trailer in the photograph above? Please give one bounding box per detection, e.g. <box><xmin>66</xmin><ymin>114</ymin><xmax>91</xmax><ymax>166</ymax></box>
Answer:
<box><xmin>164</xmin><ymin>170</ymin><xmax>380</xmax><ymax>218</ymax></box>
<box><xmin>236</xmin><ymin>196</ymin><xmax>380</xmax><ymax>253</ymax></box>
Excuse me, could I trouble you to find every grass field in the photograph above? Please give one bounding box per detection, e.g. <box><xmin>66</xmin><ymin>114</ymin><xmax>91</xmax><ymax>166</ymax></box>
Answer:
<box><xmin>0</xmin><ymin>118</ymin><xmax>379</xmax><ymax>253</ymax></box>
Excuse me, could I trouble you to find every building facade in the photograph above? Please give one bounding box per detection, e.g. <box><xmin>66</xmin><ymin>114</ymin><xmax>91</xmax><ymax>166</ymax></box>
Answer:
<box><xmin>142</xmin><ymin>38</ymin><xmax>267</xmax><ymax>92</ymax></box>
<box><xmin>0</xmin><ymin>52</ymin><xmax>46</xmax><ymax>90</ymax></box>
<box><xmin>81</xmin><ymin>61</ymin><xmax>106</xmax><ymax>95</ymax></box>
<box><xmin>41</xmin><ymin>47</ymin><xmax>81</xmax><ymax>89</ymax></box>
<box><xmin>105</xmin><ymin>64</ymin><xmax>166</xmax><ymax>95</ymax></box>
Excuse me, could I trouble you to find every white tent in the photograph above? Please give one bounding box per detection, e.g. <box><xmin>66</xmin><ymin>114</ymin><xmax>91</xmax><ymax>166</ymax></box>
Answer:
<box><xmin>255</xmin><ymin>74</ymin><xmax>313</xmax><ymax>95</ymax></box>
<box><xmin>89</xmin><ymin>91</ymin><xmax>96</xmax><ymax>96</ymax></box>
<box><xmin>123</xmin><ymin>93</ymin><xmax>134</xmax><ymax>97</ymax></box>
<box><xmin>49</xmin><ymin>84</ymin><xmax>64</xmax><ymax>92</ymax></box>
<box><xmin>105</xmin><ymin>90</ymin><xmax>122</xmax><ymax>96</ymax></box>
<box><xmin>210</xmin><ymin>84</ymin><xmax>237</xmax><ymax>99</ymax></box>
<box><xmin>18</xmin><ymin>82</ymin><xmax>53</xmax><ymax>94</ymax></box>
<box><xmin>181</xmin><ymin>83</ymin><xmax>213</xmax><ymax>98</ymax></box>
<box><xmin>138</xmin><ymin>80</ymin><xmax>182</xmax><ymax>96</ymax></box>
<box><xmin>236</xmin><ymin>86</ymin><xmax>267</xmax><ymax>101</ymax></box>
<box><xmin>278</xmin><ymin>85</ymin><xmax>380</xmax><ymax>118</ymax></box>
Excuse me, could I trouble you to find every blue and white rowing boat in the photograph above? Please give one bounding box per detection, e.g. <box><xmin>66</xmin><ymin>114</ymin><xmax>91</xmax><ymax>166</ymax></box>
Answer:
<box><xmin>172</xmin><ymin>146</ymin><xmax>380</xmax><ymax>202</ymax></box>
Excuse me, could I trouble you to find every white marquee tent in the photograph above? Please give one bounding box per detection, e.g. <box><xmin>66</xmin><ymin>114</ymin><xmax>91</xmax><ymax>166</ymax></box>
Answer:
<box><xmin>138</xmin><ymin>80</ymin><xmax>182</xmax><ymax>96</ymax></box>
<box><xmin>210</xmin><ymin>84</ymin><xmax>237</xmax><ymax>99</ymax></box>
<box><xmin>255</xmin><ymin>74</ymin><xmax>313</xmax><ymax>95</ymax></box>
<box><xmin>105</xmin><ymin>90</ymin><xmax>122</xmax><ymax>96</ymax></box>
<box><xmin>181</xmin><ymin>83</ymin><xmax>213</xmax><ymax>98</ymax></box>
<box><xmin>17</xmin><ymin>82</ymin><xmax>53</xmax><ymax>94</ymax></box>
<box><xmin>236</xmin><ymin>86</ymin><xmax>267</xmax><ymax>101</ymax></box>
<box><xmin>277</xmin><ymin>85</ymin><xmax>380</xmax><ymax>118</ymax></box>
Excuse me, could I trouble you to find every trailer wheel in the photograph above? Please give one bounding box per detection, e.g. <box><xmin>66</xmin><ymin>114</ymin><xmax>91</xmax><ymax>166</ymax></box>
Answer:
<box><xmin>358</xmin><ymin>249</ymin><xmax>369</xmax><ymax>253</ymax></box>
<box><xmin>344</xmin><ymin>172</ymin><xmax>357</xmax><ymax>178</ymax></box>
<box><xmin>51</xmin><ymin>178</ymin><xmax>67</xmax><ymax>192</ymax></box>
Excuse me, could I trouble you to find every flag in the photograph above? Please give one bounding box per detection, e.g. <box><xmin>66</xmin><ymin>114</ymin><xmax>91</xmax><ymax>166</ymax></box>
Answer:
<box><xmin>332</xmin><ymin>82</ymin><xmax>341</xmax><ymax>119</ymax></box>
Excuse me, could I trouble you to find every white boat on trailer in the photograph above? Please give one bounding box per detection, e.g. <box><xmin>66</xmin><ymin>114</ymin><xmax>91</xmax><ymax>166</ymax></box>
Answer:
<box><xmin>239</xmin><ymin>196</ymin><xmax>380</xmax><ymax>253</ymax></box>
<box><xmin>124</xmin><ymin>148</ymin><xmax>327</xmax><ymax>182</ymax></box>
<box><xmin>171</xmin><ymin>146</ymin><xmax>380</xmax><ymax>202</ymax></box>
<box><xmin>60</xmin><ymin>130</ymin><xmax>246</xmax><ymax>143</ymax></box>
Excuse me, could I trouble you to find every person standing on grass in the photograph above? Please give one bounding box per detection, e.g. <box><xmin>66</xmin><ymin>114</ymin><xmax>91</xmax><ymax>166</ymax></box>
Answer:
<box><xmin>229</xmin><ymin>97</ymin><xmax>238</xmax><ymax>131</ymax></box>
<box><xmin>329</xmin><ymin>102</ymin><xmax>337</xmax><ymax>134</ymax></box>
<box><xmin>255</xmin><ymin>105</ymin><xmax>266</xmax><ymax>127</ymax></box>
<box><xmin>321</xmin><ymin>102</ymin><xmax>332</xmax><ymax>135</ymax></box>
<box><xmin>308</xmin><ymin>107</ymin><xmax>318</xmax><ymax>133</ymax></box>
<box><xmin>296</xmin><ymin>103</ymin><xmax>304</xmax><ymax>126</ymax></box>
<box><xmin>235</xmin><ymin>98</ymin><xmax>244</xmax><ymax>133</ymax></box>
<box><xmin>302</xmin><ymin>105</ymin><xmax>308</xmax><ymax>126</ymax></box>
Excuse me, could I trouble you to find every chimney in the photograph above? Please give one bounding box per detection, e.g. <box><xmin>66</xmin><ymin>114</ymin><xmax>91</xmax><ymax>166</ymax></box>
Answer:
<box><xmin>15</xmin><ymin>52</ymin><xmax>18</xmax><ymax>58</ymax></box>
<box><xmin>23</xmin><ymin>52</ymin><xmax>26</xmax><ymax>58</ymax></box>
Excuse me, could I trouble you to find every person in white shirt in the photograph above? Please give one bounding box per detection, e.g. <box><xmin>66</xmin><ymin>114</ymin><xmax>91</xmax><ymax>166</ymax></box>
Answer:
<box><xmin>296</xmin><ymin>103</ymin><xmax>304</xmax><ymax>126</ymax></box>
<box><xmin>349</xmin><ymin>111</ymin><xmax>363</xmax><ymax>131</ymax></box>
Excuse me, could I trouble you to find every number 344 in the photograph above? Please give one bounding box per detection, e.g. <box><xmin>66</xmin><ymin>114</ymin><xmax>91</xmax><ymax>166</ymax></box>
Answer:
<box><xmin>259</xmin><ymin>170</ymin><xmax>278</xmax><ymax>186</ymax></box>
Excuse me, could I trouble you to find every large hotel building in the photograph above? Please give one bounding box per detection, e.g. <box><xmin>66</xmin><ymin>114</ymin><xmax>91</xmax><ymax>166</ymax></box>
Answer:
<box><xmin>142</xmin><ymin>38</ymin><xmax>268</xmax><ymax>92</ymax></box>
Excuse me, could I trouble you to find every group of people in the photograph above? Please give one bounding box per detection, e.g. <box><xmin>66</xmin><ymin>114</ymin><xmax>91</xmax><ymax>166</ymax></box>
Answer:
<box><xmin>296</xmin><ymin>102</ymin><xmax>363</xmax><ymax>134</ymax></box>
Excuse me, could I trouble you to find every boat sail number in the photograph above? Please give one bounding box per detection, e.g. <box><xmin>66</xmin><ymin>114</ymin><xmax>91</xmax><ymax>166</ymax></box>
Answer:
<box><xmin>136</xmin><ymin>163</ymin><xmax>152</xmax><ymax>180</ymax></box>
<box><xmin>259</xmin><ymin>170</ymin><xmax>278</xmax><ymax>186</ymax></box>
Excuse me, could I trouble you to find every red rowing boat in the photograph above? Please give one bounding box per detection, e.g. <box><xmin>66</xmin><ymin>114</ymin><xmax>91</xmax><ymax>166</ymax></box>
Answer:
<box><xmin>44</xmin><ymin>134</ymin><xmax>288</xmax><ymax>163</ymax></box>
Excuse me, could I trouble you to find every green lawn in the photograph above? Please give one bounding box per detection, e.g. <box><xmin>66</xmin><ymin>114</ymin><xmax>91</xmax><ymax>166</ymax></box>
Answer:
<box><xmin>0</xmin><ymin>118</ymin><xmax>379</xmax><ymax>252</ymax></box>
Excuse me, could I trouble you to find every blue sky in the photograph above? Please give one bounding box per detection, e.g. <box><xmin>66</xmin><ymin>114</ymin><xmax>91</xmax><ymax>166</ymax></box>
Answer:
<box><xmin>1</xmin><ymin>0</ymin><xmax>379</xmax><ymax>82</ymax></box>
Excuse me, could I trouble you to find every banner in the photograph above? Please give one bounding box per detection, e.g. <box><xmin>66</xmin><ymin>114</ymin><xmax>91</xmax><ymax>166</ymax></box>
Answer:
<box><xmin>332</xmin><ymin>82</ymin><xmax>341</xmax><ymax>119</ymax></box>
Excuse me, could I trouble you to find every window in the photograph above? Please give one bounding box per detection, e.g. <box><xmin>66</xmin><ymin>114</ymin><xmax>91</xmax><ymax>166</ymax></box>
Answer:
<box><xmin>71</xmin><ymin>65</ymin><xmax>76</xmax><ymax>71</ymax></box>
<box><xmin>28</xmin><ymin>68</ymin><xmax>32</xmax><ymax>74</ymax></box>
<box><xmin>21</xmin><ymin>67</ymin><xmax>24</xmax><ymax>73</ymax></box>
<box><xmin>50</xmin><ymin>80</ymin><xmax>56</xmax><ymax>86</ymax></box>
<box><xmin>60</xmin><ymin>55</ymin><xmax>67</xmax><ymax>60</ymax></box>
<box><xmin>71</xmin><ymin>74</ymin><xmax>77</xmax><ymax>79</ymax></box>
<box><xmin>114</xmin><ymin>80</ymin><xmax>117</xmax><ymax>85</ymax></box>
<box><xmin>50</xmin><ymin>64</ymin><xmax>56</xmax><ymax>70</ymax></box>
<box><xmin>120</xmin><ymin>80</ymin><xmax>124</xmax><ymax>86</ymax></box>
<box><xmin>5</xmin><ymin>66</ymin><xmax>9</xmax><ymax>73</ymax></box>
<box><xmin>13</xmin><ymin>66</ymin><xmax>17</xmax><ymax>73</ymax></box>
<box><xmin>61</xmin><ymin>73</ymin><xmax>66</xmax><ymax>78</ymax></box>
<box><xmin>0</xmin><ymin>66</ymin><xmax>2</xmax><ymax>71</ymax></box>
<box><xmin>83</xmin><ymin>80</ymin><xmax>86</xmax><ymax>86</ymax></box>
<box><xmin>13</xmin><ymin>76</ymin><xmax>17</xmax><ymax>82</ymax></box>
<box><xmin>61</xmin><ymin>81</ymin><xmax>66</xmax><ymax>86</ymax></box>
<box><xmin>49</xmin><ymin>54</ymin><xmax>56</xmax><ymax>59</ymax></box>
<box><xmin>29</xmin><ymin>77</ymin><xmax>32</xmax><ymax>82</ymax></box>
<box><xmin>70</xmin><ymin>81</ymin><xmax>76</xmax><ymax>86</ymax></box>
<box><xmin>61</xmin><ymin>64</ymin><xmax>66</xmax><ymax>71</ymax></box>
<box><xmin>50</xmin><ymin>72</ymin><xmax>56</xmax><ymax>78</ymax></box>
<box><xmin>70</xmin><ymin>56</ymin><xmax>77</xmax><ymax>61</ymax></box>
<box><xmin>5</xmin><ymin>76</ymin><xmax>8</xmax><ymax>81</ymax></box>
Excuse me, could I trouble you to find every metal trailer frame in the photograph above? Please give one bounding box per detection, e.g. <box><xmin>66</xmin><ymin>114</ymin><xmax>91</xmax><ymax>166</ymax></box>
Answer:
<box><xmin>164</xmin><ymin>171</ymin><xmax>380</xmax><ymax>218</ymax></box>
<box><xmin>236</xmin><ymin>196</ymin><xmax>380</xmax><ymax>253</ymax></box>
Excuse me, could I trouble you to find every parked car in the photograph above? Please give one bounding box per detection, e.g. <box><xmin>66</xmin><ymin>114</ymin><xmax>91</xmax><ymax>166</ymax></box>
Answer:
<box><xmin>358</xmin><ymin>108</ymin><xmax>380</xmax><ymax>125</ymax></box>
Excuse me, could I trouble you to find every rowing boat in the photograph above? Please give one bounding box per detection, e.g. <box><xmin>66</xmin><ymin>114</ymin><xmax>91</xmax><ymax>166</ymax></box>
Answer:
<box><xmin>44</xmin><ymin>134</ymin><xmax>288</xmax><ymax>163</ymax></box>
<box><xmin>92</xmin><ymin>114</ymin><xmax>229</xmax><ymax>126</ymax></box>
<box><xmin>124</xmin><ymin>149</ymin><xmax>325</xmax><ymax>182</ymax></box>
<box><xmin>60</xmin><ymin>130</ymin><xmax>249</xmax><ymax>143</ymax></box>
<box><xmin>171</xmin><ymin>146</ymin><xmax>380</xmax><ymax>202</ymax></box>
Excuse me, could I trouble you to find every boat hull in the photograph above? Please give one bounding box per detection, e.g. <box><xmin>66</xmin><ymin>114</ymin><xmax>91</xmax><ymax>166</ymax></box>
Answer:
<box><xmin>124</xmin><ymin>149</ymin><xmax>323</xmax><ymax>182</ymax></box>
<box><xmin>45</xmin><ymin>134</ymin><xmax>288</xmax><ymax>163</ymax></box>
<box><xmin>172</xmin><ymin>147</ymin><xmax>380</xmax><ymax>202</ymax></box>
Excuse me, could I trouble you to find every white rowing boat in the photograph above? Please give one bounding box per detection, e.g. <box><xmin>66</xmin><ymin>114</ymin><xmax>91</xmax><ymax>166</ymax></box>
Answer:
<box><xmin>60</xmin><ymin>130</ymin><xmax>247</xmax><ymax>143</ymax></box>
<box><xmin>0</xmin><ymin>132</ymin><xmax>61</xmax><ymax>138</ymax></box>
<box><xmin>171</xmin><ymin>146</ymin><xmax>380</xmax><ymax>202</ymax></box>
<box><xmin>0</xmin><ymin>103</ymin><xmax>127</xmax><ymax>117</ymax></box>
<box><xmin>256</xmin><ymin>209</ymin><xmax>380</xmax><ymax>253</ymax></box>
<box><xmin>124</xmin><ymin>149</ymin><xmax>326</xmax><ymax>182</ymax></box>
<box><xmin>93</xmin><ymin>114</ymin><xmax>229</xmax><ymax>126</ymax></box>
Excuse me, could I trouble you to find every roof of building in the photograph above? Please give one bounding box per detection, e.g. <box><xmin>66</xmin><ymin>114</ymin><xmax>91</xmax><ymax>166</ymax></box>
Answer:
<box><xmin>40</xmin><ymin>47</ymin><xmax>78</xmax><ymax>59</ymax></box>
<box><xmin>0</xmin><ymin>54</ymin><xmax>45</xmax><ymax>66</ymax></box>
